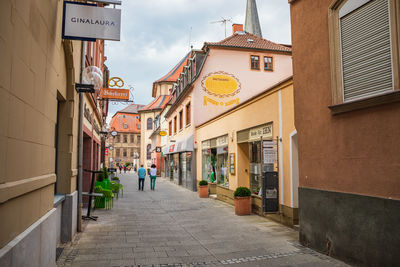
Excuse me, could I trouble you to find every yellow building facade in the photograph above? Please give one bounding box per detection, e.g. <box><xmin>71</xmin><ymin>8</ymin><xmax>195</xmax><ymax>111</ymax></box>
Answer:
<box><xmin>195</xmin><ymin>78</ymin><xmax>299</xmax><ymax>225</ymax></box>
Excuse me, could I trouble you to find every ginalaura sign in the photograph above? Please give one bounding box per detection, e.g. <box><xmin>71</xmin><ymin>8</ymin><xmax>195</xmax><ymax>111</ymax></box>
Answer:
<box><xmin>100</xmin><ymin>88</ymin><xmax>129</xmax><ymax>100</ymax></box>
<box><xmin>62</xmin><ymin>1</ymin><xmax>121</xmax><ymax>41</ymax></box>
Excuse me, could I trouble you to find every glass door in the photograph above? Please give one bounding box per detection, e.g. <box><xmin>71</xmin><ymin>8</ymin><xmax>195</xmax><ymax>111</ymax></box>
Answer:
<box><xmin>249</xmin><ymin>141</ymin><xmax>262</xmax><ymax>195</ymax></box>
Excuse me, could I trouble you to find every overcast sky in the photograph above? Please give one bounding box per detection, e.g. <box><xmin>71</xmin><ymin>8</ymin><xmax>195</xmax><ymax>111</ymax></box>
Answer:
<box><xmin>105</xmin><ymin>0</ymin><xmax>292</xmax><ymax>122</ymax></box>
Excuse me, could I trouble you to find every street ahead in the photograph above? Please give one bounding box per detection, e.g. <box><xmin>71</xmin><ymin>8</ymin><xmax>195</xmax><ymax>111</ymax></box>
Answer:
<box><xmin>57</xmin><ymin>173</ymin><xmax>347</xmax><ymax>267</ymax></box>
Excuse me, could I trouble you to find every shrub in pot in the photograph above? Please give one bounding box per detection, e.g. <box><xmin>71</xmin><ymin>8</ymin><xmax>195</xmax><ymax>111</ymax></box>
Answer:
<box><xmin>234</xmin><ymin>187</ymin><xmax>251</xmax><ymax>215</ymax></box>
<box><xmin>198</xmin><ymin>180</ymin><xmax>209</xmax><ymax>198</ymax></box>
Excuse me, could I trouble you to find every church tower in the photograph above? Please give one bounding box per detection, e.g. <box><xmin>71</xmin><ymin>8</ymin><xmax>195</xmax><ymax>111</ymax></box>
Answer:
<box><xmin>245</xmin><ymin>0</ymin><xmax>262</xmax><ymax>37</ymax></box>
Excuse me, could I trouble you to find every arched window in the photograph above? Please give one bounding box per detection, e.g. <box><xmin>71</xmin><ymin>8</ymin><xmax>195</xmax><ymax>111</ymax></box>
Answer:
<box><xmin>147</xmin><ymin>144</ymin><xmax>151</xmax><ymax>160</ymax></box>
<box><xmin>147</xmin><ymin>118</ymin><xmax>153</xmax><ymax>130</ymax></box>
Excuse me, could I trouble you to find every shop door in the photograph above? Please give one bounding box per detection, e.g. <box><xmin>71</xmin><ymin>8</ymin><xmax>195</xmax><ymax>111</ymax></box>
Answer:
<box><xmin>180</xmin><ymin>152</ymin><xmax>186</xmax><ymax>186</ymax></box>
<box><xmin>173</xmin><ymin>154</ymin><xmax>179</xmax><ymax>184</ymax></box>
<box><xmin>249</xmin><ymin>142</ymin><xmax>262</xmax><ymax>195</ymax></box>
<box><xmin>186</xmin><ymin>152</ymin><xmax>193</xmax><ymax>190</ymax></box>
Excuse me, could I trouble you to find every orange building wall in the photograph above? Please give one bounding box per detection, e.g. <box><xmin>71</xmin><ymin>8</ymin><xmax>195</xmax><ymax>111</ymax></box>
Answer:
<box><xmin>290</xmin><ymin>0</ymin><xmax>400</xmax><ymax>200</ymax></box>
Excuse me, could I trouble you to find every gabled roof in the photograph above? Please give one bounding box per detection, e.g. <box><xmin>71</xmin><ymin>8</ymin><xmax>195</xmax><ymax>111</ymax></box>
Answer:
<box><xmin>154</xmin><ymin>52</ymin><xmax>191</xmax><ymax>83</ymax></box>
<box><xmin>139</xmin><ymin>95</ymin><xmax>171</xmax><ymax>112</ymax></box>
<box><xmin>117</xmin><ymin>104</ymin><xmax>144</xmax><ymax>115</ymax></box>
<box><xmin>204</xmin><ymin>32</ymin><xmax>291</xmax><ymax>53</ymax></box>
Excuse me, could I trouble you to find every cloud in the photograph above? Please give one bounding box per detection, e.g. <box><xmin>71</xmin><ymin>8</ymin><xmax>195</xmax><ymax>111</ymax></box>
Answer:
<box><xmin>105</xmin><ymin>0</ymin><xmax>291</xmax><ymax>122</ymax></box>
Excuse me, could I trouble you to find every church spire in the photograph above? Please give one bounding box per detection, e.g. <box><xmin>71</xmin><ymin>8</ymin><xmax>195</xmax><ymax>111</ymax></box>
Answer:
<box><xmin>245</xmin><ymin>0</ymin><xmax>262</xmax><ymax>38</ymax></box>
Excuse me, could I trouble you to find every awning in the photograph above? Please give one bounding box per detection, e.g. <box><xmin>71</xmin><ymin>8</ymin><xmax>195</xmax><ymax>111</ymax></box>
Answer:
<box><xmin>164</xmin><ymin>135</ymin><xmax>194</xmax><ymax>155</ymax></box>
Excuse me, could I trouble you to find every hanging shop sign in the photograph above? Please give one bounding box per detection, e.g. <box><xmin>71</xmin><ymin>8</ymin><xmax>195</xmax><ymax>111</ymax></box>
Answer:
<box><xmin>156</xmin><ymin>147</ymin><xmax>162</xmax><ymax>153</ymax></box>
<box><xmin>62</xmin><ymin>1</ymin><xmax>121</xmax><ymax>41</ymax></box>
<box><xmin>249</xmin><ymin>124</ymin><xmax>273</xmax><ymax>141</ymax></box>
<box><xmin>229</xmin><ymin>153</ymin><xmax>235</xmax><ymax>175</ymax></box>
<box><xmin>159</xmin><ymin>131</ymin><xmax>167</xmax><ymax>136</ymax></box>
<box><xmin>100</xmin><ymin>88</ymin><xmax>130</xmax><ymax>100</ymax></box>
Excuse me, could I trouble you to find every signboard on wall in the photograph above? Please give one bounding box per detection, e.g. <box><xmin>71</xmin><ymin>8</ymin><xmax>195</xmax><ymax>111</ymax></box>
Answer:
<box><xmin>62</xmin><ymin>1</ymin><xmax>121</xmax><ymax>41</ymax></box>
<box><xmin>249</xmin><ymin>124</ymin><xmax>273</xmax><ymax>141</ymax></box>
<box><xmin>100</xmin><ymin>88</ymin><xmax>130</xmax><ymax>100</ymax></box>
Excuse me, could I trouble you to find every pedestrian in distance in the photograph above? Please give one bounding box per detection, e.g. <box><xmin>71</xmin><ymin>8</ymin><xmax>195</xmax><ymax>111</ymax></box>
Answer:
<box><xmin>124</xmin><ymin>166</ymin><xmax>126</xmax><ymax>173</ymax></box>
<box><xmin>119</xmin><ymin>165</ymin><xmax>122</xmax><ymax>174</ymax></box>
<box><xmin>150</xmin><ymin>164</ymin><xmax>157</xmax><ymax>190</ymax></box>
<box><xmin>138</xmin><ymin>164</ymin><xmax>146</xmax><ymax>191</ymax></box>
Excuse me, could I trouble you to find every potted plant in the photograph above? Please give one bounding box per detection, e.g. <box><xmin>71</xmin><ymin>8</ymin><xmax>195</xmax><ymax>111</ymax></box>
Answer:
<box><xmin>95</xmin><ymin>167</ymin><xmax>110</xmax><ymax>189</ymax></box>
<box><xmin>234</xmin><ymin>187</ymin><xmax>252</xmax><ymax>215</ymax></box>
<box><xmin>198</xmin><ymin>180</ymin><xmax>209</xmax><ymax>198</ymax></box>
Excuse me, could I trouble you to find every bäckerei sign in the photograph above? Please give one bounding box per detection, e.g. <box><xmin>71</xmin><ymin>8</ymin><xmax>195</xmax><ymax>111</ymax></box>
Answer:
<box><xmin>62</xmin><ymin>1</ymin><xmax>121</xmax><ymax>41</ymax></box>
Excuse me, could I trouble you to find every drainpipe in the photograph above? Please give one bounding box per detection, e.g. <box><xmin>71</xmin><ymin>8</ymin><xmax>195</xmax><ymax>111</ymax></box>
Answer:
<box><xmin>77</xmin><ymin>40</ymin><xmax>86</xmax><ymax>232</ymax></box>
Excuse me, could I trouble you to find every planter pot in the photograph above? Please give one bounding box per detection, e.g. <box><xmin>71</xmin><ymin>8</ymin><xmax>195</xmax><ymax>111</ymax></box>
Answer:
<box><xmin>234</xmin><ymin>196</ymin><xmax>251</xmax><ymax>215</ymax></box>
<box><xmin>198</xmin><ymin>185</ymin><xmax>209</xmax><ymax>198</ymax></box>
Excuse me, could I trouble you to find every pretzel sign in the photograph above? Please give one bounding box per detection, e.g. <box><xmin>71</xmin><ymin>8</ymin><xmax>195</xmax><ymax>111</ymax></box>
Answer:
<box><xmin>108</xmin><ymin>77</ymin><xmax>124</xmax><ymax>88</ymax></box>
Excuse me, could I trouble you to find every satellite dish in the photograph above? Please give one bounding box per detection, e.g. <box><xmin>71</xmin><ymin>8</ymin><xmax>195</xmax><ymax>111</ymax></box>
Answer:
<box><xmin>82</xmin><ymin>66</ymin><xmax>103</xmax><ymax>91</ymax></box>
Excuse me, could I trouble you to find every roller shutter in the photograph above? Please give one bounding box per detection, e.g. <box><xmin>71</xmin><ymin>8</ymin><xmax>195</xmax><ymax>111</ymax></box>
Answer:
<box><xmin>340</xmin><ymin>0</ymin><xmax>393</xmax><ymax>102</ymax></box>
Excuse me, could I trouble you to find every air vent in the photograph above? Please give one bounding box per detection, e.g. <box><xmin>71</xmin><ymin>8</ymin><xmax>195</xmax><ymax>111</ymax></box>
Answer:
<box><xmin>247</xmin><ymin>38</ymin><xmax>254</xmax><ymax>43</ymax></box>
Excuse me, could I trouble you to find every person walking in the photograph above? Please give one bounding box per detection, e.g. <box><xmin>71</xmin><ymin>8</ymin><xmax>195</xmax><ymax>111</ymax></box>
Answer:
<box><xmin>138</xmin><ymin>164</ymin><xmax>146</xmax><ymax>191</ymax></box>
<box><xmin>150</xmin><ymin>164</ymin><xmax>157</xmax><ymax>190</ymax></box>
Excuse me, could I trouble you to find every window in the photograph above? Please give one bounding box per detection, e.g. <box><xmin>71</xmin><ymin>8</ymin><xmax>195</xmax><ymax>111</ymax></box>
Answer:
<box><xmin>116</xmin><ymin>148</ymin><xmax>120</xmax><ymax>157</ymax></box>
<box><xmin>147</xmin><ymin>118</ymin><xmax>153</xmax><ymax>130</ymax></box>
<box><xmin>123</xmin><ymin>123</ymin><xmax>128</xmax><ymax>129</ymax></box>
<box><xmin>137</xmin><ymin>135</ymin><xmax>141</xmax><ymax>144</ymax></box>
<box><xmin>264</xmin><ymin>56</ymin><xmax>273</xmax><ymax>71</ymax></box>
<box><xmin>169</xmin><ymin>121</ymin><xmax>172</xmax><ymax>136</ymax></box>
<box><xmin>174</xmin><ymin>116</ymin><xmax>177</xmax><ymax>134</ymax></box>
<box><xmin>123</xmin><ymin>149</ymin><xmax>127</xmax><ymax>157</ymax></box>
<box><xmin>130</xmin><ymin>135</ymin><xmax>134</xmax><ymax>143</ymax></box>
<box><xmin>179</xmin><ymin>110</ymin><xmax>183</xmax><ymax>130</ymax></box>
<box><xmin>115</xmin><ymin>135</ymin><xmax>120</xmax><ymax>143</ymax></box>
<box><xmin>329</xmin><ymin>0</ymin><xmax>400</xmax><ymax>112</ymax></box>
<box><xmin>250</xmin><ymin>55</ymin><xmax>260</xmax><ymax>70</ymax></box>
<box><xmin>123</xmin><ymin>134</ymin><xmax>127</xmax><ymax>143</ymax></box>
<box><xmin>147</xmin><ymin>144</ymin><xmax>151</xmax><ymax>160</ymax></box>
<box><xmin>186</xmin><ymin>102</ymin><xmax>191</xmax><ymax>126</ymax></box>
<box><xmin>130</xmin><ymin>149</ymin><xmax>134</xmax><ymax>157</ymax></box>
<box><xmin>137</xmin><ymin>124</ymin><xmax>140</xmax><ymax>129</ymax></box>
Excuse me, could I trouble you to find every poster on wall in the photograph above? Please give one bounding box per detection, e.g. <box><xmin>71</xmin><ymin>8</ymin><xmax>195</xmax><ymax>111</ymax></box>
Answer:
<box><xmin>62</xmin><ymin>1</ymin><xmax>121</xmax><ymax>41</ymax></box>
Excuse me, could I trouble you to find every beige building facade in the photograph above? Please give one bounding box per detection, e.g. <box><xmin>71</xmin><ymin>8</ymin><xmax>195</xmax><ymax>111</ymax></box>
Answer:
<box><xmin>0</xmin><ymin>0</ymin><xmax>83</xmax><ymax>266</ymax></box>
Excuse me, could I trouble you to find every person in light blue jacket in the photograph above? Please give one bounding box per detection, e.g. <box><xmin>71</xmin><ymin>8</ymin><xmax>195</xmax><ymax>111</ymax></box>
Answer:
<box><xmin>137</xmin><ymin>165</ymin><xmax>146</xmax><ymax>191</ymax></box>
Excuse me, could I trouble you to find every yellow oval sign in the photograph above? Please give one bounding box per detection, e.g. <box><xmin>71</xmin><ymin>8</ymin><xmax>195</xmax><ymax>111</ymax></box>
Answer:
<box><xmin>159</xmin><ymin>131</ymin><xmax>167</xmax><ymax>136</ymax></box>
<box><xmin>202</xmin><ymin>73</ymin><xmax>240</xmax><ymax>97</ymax></box>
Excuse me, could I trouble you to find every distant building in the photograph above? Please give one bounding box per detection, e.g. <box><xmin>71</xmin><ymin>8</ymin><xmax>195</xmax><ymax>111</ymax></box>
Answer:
<box><xmin>289</xmin><ymin>0</ymin><xmax>400</xmax><ymax>265</ymax></box>
<box><xmin>106</xmin><ymin>104</ymin><xmax>143</xmax><ymax>170</ymax></box>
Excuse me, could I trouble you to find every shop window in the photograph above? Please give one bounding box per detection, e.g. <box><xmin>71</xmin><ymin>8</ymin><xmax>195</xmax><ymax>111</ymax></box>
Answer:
<box><xmin>147</xmin><ymin>144</ymin><xmax>151</xmax><ymax>160</ymax></box>
<box><xmin>169</xmin><ymin>121</ymin><xmax>172</xmax><ymax>136</ymax></box>
<box><xmin>179</xmin><ymin>110</ymin><xmax>183</xmax><ymax>130</ymax></box>
<box><xmin>186</xmin><ymin>102</ymin><xmax>191</xmax><ymax>126</ymax></box>
<box><xmin>147</xmin><ymin>118</ymin><xmax>153</xmax><ymax>130</ymax></box>
<box><xmin>250</xmin><ymin>55</ymin><xmax>260</xmax><ymax>70</ymax></box>
<box><xmin>264</xmin><ymin>56</ymin><xmax>273</xmax><ymax>71</ymax></box>
<box><xmin>123</xmin><ymin>134</ymin><xmax>127</xmax><ymax>143</ymax></box>
<box><xmin>116</xmin><ymin>148</ymin><xmax>120</xmax><ymax>157</ymax></box>
<box><xmin>249</xmin><ymin>142</ymin><xmax>262</xmax><ymax>195</ymax></box>
<box><xmin>174</xmin><ymin>116</ymin><xmax>177</xmax><ymax>134</ymax></box>
<box><xmin>328</xmin><ymin>0</ymin><xmax>400</xmax><ymax>112</ymax></box>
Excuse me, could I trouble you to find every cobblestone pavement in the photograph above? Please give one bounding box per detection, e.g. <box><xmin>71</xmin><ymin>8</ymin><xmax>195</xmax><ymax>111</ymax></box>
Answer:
<box><xmin>57</xmin><ymin>173</ymin><xmax>349</xmax><ymax>267</ymax></box>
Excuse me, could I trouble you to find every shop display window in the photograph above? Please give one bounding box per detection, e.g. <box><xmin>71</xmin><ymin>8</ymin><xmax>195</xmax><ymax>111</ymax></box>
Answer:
<box><xmin>249</xmin><ymin>141</ymin><xmax>262</xmax><ymax>195</ymax></box>
<box><xmin>216</xmin><ymin>146</ymin><xmax>229</xmax><ymax>187</ymax></box>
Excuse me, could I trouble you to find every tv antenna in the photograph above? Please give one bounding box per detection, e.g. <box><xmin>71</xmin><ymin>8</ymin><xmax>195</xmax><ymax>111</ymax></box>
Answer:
<box><xmin>210</xmin><ymin>17</ymin><xmax>233</xmax><ymax>38</ymax></box>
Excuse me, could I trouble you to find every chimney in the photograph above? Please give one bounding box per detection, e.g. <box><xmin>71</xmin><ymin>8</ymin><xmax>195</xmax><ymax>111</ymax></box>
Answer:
<box><xmin>232</xmin><ymin>24</ymin><xmax>244</xmax><ymax>34</ymax></box>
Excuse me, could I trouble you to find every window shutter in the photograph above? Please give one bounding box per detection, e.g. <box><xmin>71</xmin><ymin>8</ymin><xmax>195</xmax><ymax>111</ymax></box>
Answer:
<box><xmin>340</xmin><ymin>0</ymin><xmax>393</xmax><ymax>102</ymax></box>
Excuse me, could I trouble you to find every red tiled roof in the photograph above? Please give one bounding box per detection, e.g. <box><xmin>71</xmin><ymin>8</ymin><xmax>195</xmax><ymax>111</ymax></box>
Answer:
<box><xmin>139</xmin><ymin>95</ymin><xmax>171</xmax><ymax>112</ymax></box>
<box><xmin>204</xmin><ymin>32</ymin><xmax>292</xmax><ymax>53</ymax></box>
<box><xmin>109</xmin><ymin>112</ymin><xmax>141</xmax><ymax>133</ymax></box>
<box><xmin>155</xmin><ymin>52</ymin><xmax>191</xmax><ymax>83</ymax></box>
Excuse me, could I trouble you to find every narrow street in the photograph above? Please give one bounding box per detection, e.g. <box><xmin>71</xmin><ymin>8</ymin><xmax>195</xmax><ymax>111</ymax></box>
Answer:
<box><xmin>57</xmin><ymin>173</ymin><xmax>346</xmax><ymax>267</ymax></box>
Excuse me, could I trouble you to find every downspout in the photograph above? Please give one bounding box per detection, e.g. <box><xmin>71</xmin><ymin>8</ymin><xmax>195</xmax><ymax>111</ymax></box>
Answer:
<box><xmin>77</xmin><ymin>41</ymin><xmax>86</xmax><ymax>232</ymax></box>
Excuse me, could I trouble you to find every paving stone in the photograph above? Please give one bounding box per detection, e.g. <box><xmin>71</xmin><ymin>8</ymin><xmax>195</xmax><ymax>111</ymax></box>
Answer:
<box><xmin>56</xmin><ymin>173</ymin><xmax>348</xmax><ymax>267</ymax></box>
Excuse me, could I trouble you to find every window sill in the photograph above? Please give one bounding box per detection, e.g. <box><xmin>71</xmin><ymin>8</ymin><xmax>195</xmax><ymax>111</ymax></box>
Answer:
<box><xmin>53</xmin><ymin>194</ymin><xmax>65</xmax><ymax>208</ymax></box>
<box><xmin>329</xmin><ymin>90</ymin><xmax>400</xmax><ymax>115</ymax></box>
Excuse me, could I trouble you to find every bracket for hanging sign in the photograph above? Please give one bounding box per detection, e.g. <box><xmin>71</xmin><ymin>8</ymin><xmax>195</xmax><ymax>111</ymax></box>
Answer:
<box><xmin>90</xmin><ymin>0</ymin><xmax>122</xmax><ymax>5</ymax></box>
<box><xmin>75</xmin><ymin>83</ymin><xmax>95</xmax><ymax>93</ymax></box>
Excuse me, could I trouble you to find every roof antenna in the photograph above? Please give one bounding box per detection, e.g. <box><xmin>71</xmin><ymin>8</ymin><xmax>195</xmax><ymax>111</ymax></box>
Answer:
<box><xmin>210</xmin><ymin>17</ymin><xmax>233</xmax><ymax>38</ymax></box>
<box><xmin>188</xmin><ymin>26</ymin><xmax>193</xmax><ymax>51</ymax></box>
